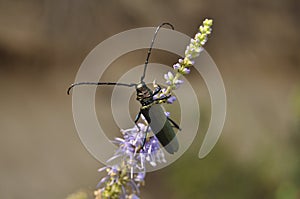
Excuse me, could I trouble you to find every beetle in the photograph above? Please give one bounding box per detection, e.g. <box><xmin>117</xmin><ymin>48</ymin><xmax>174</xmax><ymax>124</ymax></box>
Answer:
<box><xmin>67</xmin><ymin>23</ymin><xmax>180</xmax><ymax>154</ymax></box>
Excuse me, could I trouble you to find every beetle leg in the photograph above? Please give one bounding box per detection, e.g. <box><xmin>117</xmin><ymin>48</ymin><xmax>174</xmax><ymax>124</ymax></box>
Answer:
<box><xmin>152</xmin><ymin>84</ymin><xmax>162</xmax><ymax>96</ymax></box>
<box><xmin>167</xmin><ymin>117</ymin><xmax>182</xmax><ymax>131</ymax></box>
<box><xmin>134</xmin><ymin>111</ymin><xmax>142</xmax><ymax>131</ymax></box>
<box><xmin>142</xmin><ymin>125</ymin><xmax>150</xmax><ymax>149</ymax></box>
<box><xmin>154</xmin><ymin>94</ymin><xmax>171</xmax><ymax>101</ymax></box>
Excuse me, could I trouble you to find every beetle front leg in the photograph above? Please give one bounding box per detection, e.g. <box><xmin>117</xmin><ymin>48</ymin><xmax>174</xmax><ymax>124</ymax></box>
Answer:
<box><xmin>154</xmin><ymin>94</ymin><xmax>171</xmax><ymax>102</ymax></box>
<box><xmin>135</xmin><ymin>125</ymin><xmax>150</xmax><ymax>153</ymax></box>
<box><xmin>152</xmin><ymin>84</ymin><xmax>162</xmax><ymax>96</ymax></box>
<box><xmin>134</xmin><ymin>110</ymin><xmax>142</xmax><ymax>131</ymax></box>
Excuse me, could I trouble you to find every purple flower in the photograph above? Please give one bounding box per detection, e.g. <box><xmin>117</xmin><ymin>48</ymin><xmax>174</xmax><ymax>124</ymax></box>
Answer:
<box><xmin>164</xmin><ymin>111</ymin><xmax>170</xmax><ymax>117</ymax></box>
<box><xmin>135</xmin><ymin>171</ymin><xmax>146</xmax><ymax>182</ymax></box>
<box><xmin>181</xmin><ymin>67</ymin><xmax>190</xmax><ymax>74</ymax></box>
<box><xmin>174</xmin><ymin>79</ymin><xmax>184</xmax><ymax>88</ymax></box>
<box><xmin>104</xmin><ymin>122</ymin><xmax>166</xmax><ymax>171</ymax></box>
<box><xmin>129</xmin><ymin>194</ymin><xmax>140</xmax><ymax>199</ymax></box>
<box><xmin>164</xmin><ymin>71</ymin><xmax>174</xmax><ymax>85</ymax></box>
<box><xmin>167</xmin><ymin>96</ymin><xmax>177</xmax><ymax>104</ymax></box>
<box><xmin>173</xmin><ymin>63</ymin><xmax>181</xmax><ymax>70</ymax></box>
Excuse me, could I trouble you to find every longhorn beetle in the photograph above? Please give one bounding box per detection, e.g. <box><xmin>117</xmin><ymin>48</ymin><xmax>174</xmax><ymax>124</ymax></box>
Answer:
<box><xmin>67</xmin><ymin>23</ymin><xmax>180</xmax><ymax>154</ymax></box>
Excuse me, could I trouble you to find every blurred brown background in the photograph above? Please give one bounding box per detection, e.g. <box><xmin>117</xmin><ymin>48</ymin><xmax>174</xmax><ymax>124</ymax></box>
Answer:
<box><xmin>0</xmin><ymin>0</ymin><xmax>299</xmax><ymax>199</ymax></box>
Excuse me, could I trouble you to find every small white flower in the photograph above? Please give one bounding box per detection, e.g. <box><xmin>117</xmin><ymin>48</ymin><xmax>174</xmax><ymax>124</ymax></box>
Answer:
<box><xmin>164</xmin><ymin>71</ymin><xmax>174</xmax><ymax>85</ymax></box>
<box><xmin>173</xmin><ymin>63</ymin><xmax>181</xmax><ymax>70</ymax></box>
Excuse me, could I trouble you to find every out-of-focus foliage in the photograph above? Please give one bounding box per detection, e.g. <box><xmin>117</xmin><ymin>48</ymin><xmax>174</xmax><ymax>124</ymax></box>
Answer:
<box><xmin>66</xmin><ymin>191</ymin><xmax>89</xmax><ymax>199</ymax></box>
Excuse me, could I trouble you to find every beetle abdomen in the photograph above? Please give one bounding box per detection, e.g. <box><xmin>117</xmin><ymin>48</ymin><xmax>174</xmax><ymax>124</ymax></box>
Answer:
<box><xmin>142</xmin><ymin>104</ymin><xmax>179</xmax><ymax>154</ymax></box>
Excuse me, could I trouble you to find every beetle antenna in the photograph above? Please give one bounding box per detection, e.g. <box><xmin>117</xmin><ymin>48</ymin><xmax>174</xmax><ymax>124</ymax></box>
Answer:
<box><xmin>140</xmin><ymin>22</ymin><xmax>174</xmax><ymax>83</ymax></box>
<box><xmin>67</xmin><ymin>82</ymin><xmax>136</xmax><ymax>95</ymax></box>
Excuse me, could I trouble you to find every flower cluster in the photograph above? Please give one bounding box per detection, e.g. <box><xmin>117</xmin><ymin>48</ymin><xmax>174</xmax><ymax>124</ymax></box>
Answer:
<box><xmin>94</xmin><ymin>123</ymin><xmax>166</xmax><ymax>199</ymax></box>
<box><xmin>94</xmin><ymin>19</ymin><xmax>213</xmax><ymax>199</ymax></box>
<box><xmin>158</xmin><ymin>19</ymin><xmax>213</xmax><ymax>103</ymax></box>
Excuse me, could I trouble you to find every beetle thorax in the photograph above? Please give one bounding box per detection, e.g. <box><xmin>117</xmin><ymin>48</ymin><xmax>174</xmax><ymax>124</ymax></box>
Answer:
<box><xmin>136</xmin><ymin>83</ymin><xmax>153</xmax><ymax>106</ymax></box>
